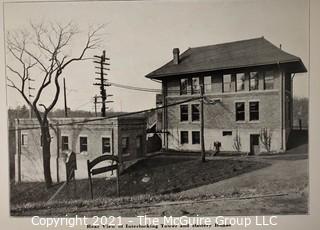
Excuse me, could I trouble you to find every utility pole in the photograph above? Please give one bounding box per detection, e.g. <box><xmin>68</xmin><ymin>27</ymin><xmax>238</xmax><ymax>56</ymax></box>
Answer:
<box><xmin>28</xmin><ymin>77</ymin><xmax>35</xmax><ymax>118</ymax></box>
<box><xmin>200</xmin><ymin>85</ymin><xmax>206</xmax><ymax>162</ymax></box>
<box><xmin>93</xmin><ymin>50</ymin><xmax>113</xmax><ymax>117</ymax></box>
<box><xmin>63</xmin><ymin>78</ymin><xmax>68</xmax><ymax>117</ymax></box>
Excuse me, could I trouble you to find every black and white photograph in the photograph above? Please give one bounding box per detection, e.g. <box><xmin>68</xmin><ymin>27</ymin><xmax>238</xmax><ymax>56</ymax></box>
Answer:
<box><xmin>1</xmin><ymin>0</ymin><xmax>317</xmax><ymax>228</ymax></box>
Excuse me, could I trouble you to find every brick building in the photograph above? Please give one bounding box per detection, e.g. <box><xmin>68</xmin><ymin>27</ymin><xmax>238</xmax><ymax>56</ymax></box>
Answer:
<box><xmin>15</xmin><ymin>115</ymin><xmax>146</xmax><ymax>182</ymax></box>
<box><xmin>146</xmin><ymin>37</ymin><xmax>307</xmax><ymax>154</ymax></box>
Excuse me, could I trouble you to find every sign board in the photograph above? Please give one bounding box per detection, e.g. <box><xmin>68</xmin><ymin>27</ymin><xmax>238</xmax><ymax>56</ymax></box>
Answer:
<box><xmin>87</xmin><ymin>155</ymin><xmax>120</xmax><ymax>199</ymax></box>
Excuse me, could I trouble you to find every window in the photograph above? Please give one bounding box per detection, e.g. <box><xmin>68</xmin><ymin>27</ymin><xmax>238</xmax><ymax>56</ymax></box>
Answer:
<box><xmin>21</xmin><ymin>134</ymin><xmax>28</xmax><ymax>146</ymax></box>
<box><xmin>61</xmin><ymin>136</ymin><xmax>69</xmax><ymax>151</ymax></box>
<box><xmin>249</xmin><ymin>101</ymin><xmax>259</xmax><ymax>121</ymax></box>
<box><xmin>249</xmin><ymin>72</ymin><xmax>259</xmax><ymax>90</ymax></box>
<box><xmin>236</xmin><ymin>73</ymin><xmax>245</xmax><ymax>91</ymax></box>
<box><xmin>223</xmin><ymin>74</ymin><xmax>232</xmax><ymax>92</ymax></box>
<box><xmin>191</xmin><ymin>104</ymin><xmax>200</xmax><ymax>121</ymax></box>
<box><xmin>180</xmin><ymin>78</ymin><xmax>190</xmax><ymax>95</ymax></box>
<box><xmin>264</xmin><ymin>71</ymin><xmax>274</xmax><ymax>89</ymax></box>
<box><xmin>222</xmin><ymin>131</ymin><xmax>232</xmax><ymax>136</ymax></box>
<box><xmin>121</xmin><ymin>137</ymin><xmax>129</xmax><ymax>154</ymax></box>
<box><xmin>102</xmin><ymin>137</ymin><xmax>111</xmax><ymax>154</ymax></box>
<box><xmin>79</xmin><ymin>136</ymin><xmax>88</xmax><ymax>152</ymax></box>
<box><xmin>204</xmin><ymin>76</ymin><xmax>212</xmax><ymax>93</ymax></box>
<box><xmin>235</xmin><ymin>102</ymin><xmax>245</xmax><ymax>121</ymax></box>
<box><xmin>180</xmin><ymin>131</ymin><xmax>189</xmax><ymax>144</ymax></box>
<box><xmin>192</xmin><ymin>131</ymin><xmax>200</xmax><ymax>144</ymax></box>
<box><xmin>180</xmin><ymin>105</ymin><xmax>189</xmax><ymax>121</ymax></box>
<box><xmin>191</xmin><ymin>77</ymin><xmax>200</xmax><ymax>94</ymax></box>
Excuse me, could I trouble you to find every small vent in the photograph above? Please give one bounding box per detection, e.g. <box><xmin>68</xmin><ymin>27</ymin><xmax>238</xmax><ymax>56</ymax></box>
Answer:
<box><xmin>222</xmin><ymin>131</ymin><xmax>232</xmax><ymax>136</ymax></box>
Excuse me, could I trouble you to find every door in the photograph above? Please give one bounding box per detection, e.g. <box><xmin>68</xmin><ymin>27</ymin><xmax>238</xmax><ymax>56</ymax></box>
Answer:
<box><xmin>250</xmin><ymin>134</ymin><xmax>260</xmax><ymax>155</ymax></box>
<box><xmin>136</xmin><ymin>135</ymin><xmax>143</xmax><ymax>157</ymax></box>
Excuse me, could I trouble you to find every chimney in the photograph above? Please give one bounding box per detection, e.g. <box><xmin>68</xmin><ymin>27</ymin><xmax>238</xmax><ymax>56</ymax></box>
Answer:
<box><xmin>173</xmin><ymin>48</ymin><xmax>180</xmax><ymax>64</ymax></box>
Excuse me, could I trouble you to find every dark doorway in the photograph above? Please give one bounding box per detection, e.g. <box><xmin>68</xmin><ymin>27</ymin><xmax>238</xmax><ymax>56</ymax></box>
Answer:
<box><xmin>136</xmin><ymin>135</ymin><xmax>143</xmax><ymax>157</ymax></box>
<box><xmin>250</xmin><ymin>134</ymin><xmax>260</xmax><ymax>155</ymax></box>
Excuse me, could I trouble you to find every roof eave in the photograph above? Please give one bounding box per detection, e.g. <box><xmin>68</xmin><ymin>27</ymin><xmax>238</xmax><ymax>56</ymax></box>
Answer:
<box><xmin>145</xmin><ymin>59</ymin><xmax>307</xmax><ymax>80</ymax></box>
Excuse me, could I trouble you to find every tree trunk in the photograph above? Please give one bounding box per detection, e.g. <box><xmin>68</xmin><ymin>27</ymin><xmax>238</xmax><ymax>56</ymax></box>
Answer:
<box><xmin>41</xmin><ymin>119</ymin><xmax>53</xmax><ymax>188</ymax></box>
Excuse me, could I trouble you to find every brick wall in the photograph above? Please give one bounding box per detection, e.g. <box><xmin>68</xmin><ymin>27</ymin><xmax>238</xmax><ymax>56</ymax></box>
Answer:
<box><xmin>162</xmin><ymin>67</ymin><xmax>289</xmax><ymax>153</ymax></box>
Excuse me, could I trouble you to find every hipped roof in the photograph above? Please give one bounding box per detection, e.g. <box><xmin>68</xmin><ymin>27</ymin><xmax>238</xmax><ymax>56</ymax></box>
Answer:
<box><xmin>146</xmin><ymin>37</ymin><xmax>307</xmax><ymax>79</ymax></box>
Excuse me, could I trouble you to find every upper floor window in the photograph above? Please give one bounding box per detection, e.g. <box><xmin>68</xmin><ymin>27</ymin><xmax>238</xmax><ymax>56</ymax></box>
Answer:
<box><xmin>249</xmin><ymin>101</ymin><xmax>259</xmax><ymax>121</ymax></box>
<box><xmin>61</xmin><ymin>135</ymin><xmax>69</xmax><ymax>151</ymax></box>
<box><xmin>79</xmin><ymin>136</ymin><xmax>88</xmax><ymax>152</ymax></box>
<box><xmin>21</xmin><ymin>134</ymin><xmax>28</xmax><ymax>146</ymax></box>
<box><xmin>180</xmin><ymin>131</ymin><xmax>189</xmax><ymax>144</ymax></box>
<box><xmin>236</xmin><ymin>73</ymin><xmax>245</xmax><ymax>91</ymax></box>
<box><xmin>180</xmin><ymin>78</ymin><xmax>190</xmax><ymax>95</ymax></box>
<box><xmin>235</xmin><ymin>102</ymin><xmax>245</xmax><ymax>121</ymax></box>
<box><xmin>192</xmin><ymin>77</ymin><xmax>200</xmax><ymax>94</ymax></box>
<box><xmin>264</xmin><ymin>71</ymin><xmax>274</xmax><ymax>90</ymax></box>
<box><xmin>204</xmin><ymin>76</ymin><xmax>212</xmax><ymax>93</ymax></box>
<box><xmin>180</xmin><ymin>104</ymin><xmax>189</xmax><ymax>121</ymax></box>
<box><xmin>223</xmin><ymin>74</ymin><xmax>232</xmax><ymax>92</ymax></box>
<box><xmin>191</xmin><ymin>104</ymin><xmax>200</xmax><ymax>121</ymax></box>
<box><xmin>249</xmin><ymin>72</ymin><xmax>259</xmax><ymax>90</ymax></box>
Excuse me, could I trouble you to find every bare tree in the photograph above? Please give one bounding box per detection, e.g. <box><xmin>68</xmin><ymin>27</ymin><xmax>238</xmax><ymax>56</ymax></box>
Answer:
<box><xmin>260</xmin><ymin>128</ymin><xmax>272</xmax><ymax>153</ymax></box>
<box><xmin>6</xmin><ymin>21</ymin><xmax>104</xmax><ymax>188</ymax></box>
<box><xmin>233</xmin><ymin>129</ymin><xmax>241</xmax><ymax>152</ymax></box>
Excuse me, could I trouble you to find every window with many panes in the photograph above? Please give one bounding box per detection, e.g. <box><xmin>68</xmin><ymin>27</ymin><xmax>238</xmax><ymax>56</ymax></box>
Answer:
<box><xmin>61</xmin><ymin>135</ymin><xmax>69</xmax><ymax>151</ymax></box>
<box><xmin>249</xmin><ymin>72</ymin><xmax>259</xmax><ymax>90</ymax></box>
<box><xmin>180</xmin><ymin>131</ymin><xmax>189</xmax><ymax>144</ymax></box>
<box><xmin>79</xmin><ymin>136</ymin><xmax>88</xmax><ymax>152</ymax></box>
<box><xmin>223</xmin><ymin>74</ymin><xmax>232</xmax><ymax>92</ymax></box>
<box><xmin>192</xmin><ymin>131</ymin><xmax>200</xmax><ymax>144</ymax></box>
<box><xmin>204</xmin><ymin>76</ymin><xmax>212</xmax><ymax>93</ymax></box>
<box><xmin>235</xmin><ymin>102</ymin><xmax>245</xmax><ymax>121</ymax></box>
<box><xmin>180</xmin><ymin>104</ymin><xmax>188</xmax><ymax>121</ymax></box>
<box><xmin>192</xmin><ymin>77</ymin><xmax>200</xmax><ymax>94</ymax></box>
<box><xmin>191</xmin><ymin>104</ymin><xmax>200</xmax><ymax>121</ymax></box>
<box><xmin>180</xmin><ymin>78</ymin><xmax>189</xmax><ymax>95</ymax></box>
<box><xmin>236</xmin><ymin>73</ymin><xmax>245</xmax><ymax>91</ymax></box>
<box><xmin>102</xmin><ymin>137</ymin><xmax>111</xmax><ymax>154</ymax></box>
<box><xmin>249</xmin><ymin>101</ymin><xmax>259</xmax><ymax>121</ymax></box>
<box><xmin>264</xmin><ymin>71</ymin><xmax>274</xmax><ymax>89</ymax></box>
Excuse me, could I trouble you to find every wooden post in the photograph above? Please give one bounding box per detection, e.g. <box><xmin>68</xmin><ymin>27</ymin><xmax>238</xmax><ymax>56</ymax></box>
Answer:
<box><xmin>200</xmin><ymin>85</ymin><xmax>206</xmax><ymax>162</ymax></box>
<box><xmin>116</xmin><ymin>165</ymin><xmax>120</xmax><ymax>197</ymax></box>
<box><xmin>87</xmin><ymin>160</ymin><xmax>93</xmax><ymax>199</ymax></box>
<box><xmin>17</xmin><ymin>125</ymin><xmax>22</xmax><ymax>183</ymax></box>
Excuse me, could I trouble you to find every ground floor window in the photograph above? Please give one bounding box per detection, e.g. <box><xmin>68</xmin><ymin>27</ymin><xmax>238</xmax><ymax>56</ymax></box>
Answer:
<box><xmin>102</xmin><ymin>137</ymin><xmax>111</xmax><ymax>154</ymax></box>
<box><xmin>79</xmin><ymin>136</ymin><xmax>88</xmax><ymax>152</ymax></box>
<box><xmin>180</xmin><ymin>131</ymin><xmax>189</xmax><ymax>144</ymax></box>
<box><xmin>192</xmin><ymin>131</ymin><xmax>200</xmax><ymax>144</ymax></box>
<box><xmin>235</xmin><ymin>102</ymin><xmax>245</xmax><ymax>121</ymax></box>
<box><xmin>61</xmin><ymin>135</ymin><xmax>69</xmax><ymax>151</ymax></box>
<box><xmin>249</xmin><ymin>101</ymin><xmax>259</xmax><ymax>121</ymax></box>
<box><xmin>121</xmin><ymin>137</ymin><xmax>129</xmax><ymax>155</ymax></box>
<box><xmin>21</xmin><ymin>133</ymin><xmax>28</xmax><ymax>146</ymax></box>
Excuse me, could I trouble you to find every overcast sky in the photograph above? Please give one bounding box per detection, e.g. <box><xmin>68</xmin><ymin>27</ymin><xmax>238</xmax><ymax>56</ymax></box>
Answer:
<box><xmin>4</xmin><ymin>0</ymin><xmax>309</xmax><ymax>113</ymax></box>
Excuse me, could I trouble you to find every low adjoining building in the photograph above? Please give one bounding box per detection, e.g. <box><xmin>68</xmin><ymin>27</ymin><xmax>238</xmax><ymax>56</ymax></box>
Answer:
<box><xmin>145</xmin><ymin>37</ymin><xmax>307</xmax><ymax>154</ymax></box>
<box><xmin>15</xmin><ymin>115</ymin><xmax>146</xmax><ymax>182</ymax></box>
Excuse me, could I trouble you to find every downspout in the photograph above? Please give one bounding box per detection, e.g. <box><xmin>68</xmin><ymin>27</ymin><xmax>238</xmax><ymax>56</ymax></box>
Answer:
<box><xmin>278</xmin><ymin>63</ymin><xmax>284</xmax><ymax>151</ymax></box>
<box><xmin>291</xmin><ymin>73</ymin><xmax>296</xmax><ymax>129</ymax></box>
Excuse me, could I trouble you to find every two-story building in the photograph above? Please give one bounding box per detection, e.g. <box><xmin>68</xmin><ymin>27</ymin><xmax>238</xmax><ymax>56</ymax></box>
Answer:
<box><xmin>146</xmin><ymin>37</ymin><xmax>307</xmax><ymax>154</ymax></box>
